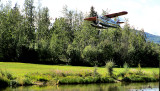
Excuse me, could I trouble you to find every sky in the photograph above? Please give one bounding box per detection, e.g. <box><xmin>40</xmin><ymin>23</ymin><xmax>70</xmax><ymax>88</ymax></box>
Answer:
<box><xmin>1</xmin><ymin>0</ymin><xmax>160</xmax><ymax>36</ymax></box>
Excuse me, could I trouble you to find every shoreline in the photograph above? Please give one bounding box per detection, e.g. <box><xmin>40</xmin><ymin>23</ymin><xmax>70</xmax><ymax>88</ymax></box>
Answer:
<box><xmin>1</xmin><ymin>72</ymin><xmax>159</xmax><ymax>87</ymax></box>
<box><xmin>0</xmin><ymin>62</ymin><xmax>159</xmax><ymax>87</ymax></box>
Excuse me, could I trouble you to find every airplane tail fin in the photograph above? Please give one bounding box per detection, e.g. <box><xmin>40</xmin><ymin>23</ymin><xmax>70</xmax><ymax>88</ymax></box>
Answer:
<box><xmin>116</xmin><ymin>20</ymin><xmax>124</xmax><ymax>27</ymax></box>
<box><xmin>116</xmin><ymin>19</ymin><xmax>124</xmax><ymax>24</ymax></box>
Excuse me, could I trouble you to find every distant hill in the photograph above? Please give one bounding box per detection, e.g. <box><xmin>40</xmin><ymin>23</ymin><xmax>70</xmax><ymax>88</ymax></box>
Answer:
<box><xmin>145</xmin><ymin>32</ymin><xmax>160</xmax><ymax>44</ymax></box>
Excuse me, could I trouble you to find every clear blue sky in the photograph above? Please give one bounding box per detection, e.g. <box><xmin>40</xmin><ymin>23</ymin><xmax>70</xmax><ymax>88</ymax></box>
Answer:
<box><xmin>1</xmin><ymin>0</ymin><xmax>160</xmax><ymax>36</ymax></box>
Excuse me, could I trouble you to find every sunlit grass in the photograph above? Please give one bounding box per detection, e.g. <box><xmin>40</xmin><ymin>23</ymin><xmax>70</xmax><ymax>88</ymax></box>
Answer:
<box><xmin>0</xmin><ymin>62</ymin><xmax>159</xmax><ymax>77</ymax></box>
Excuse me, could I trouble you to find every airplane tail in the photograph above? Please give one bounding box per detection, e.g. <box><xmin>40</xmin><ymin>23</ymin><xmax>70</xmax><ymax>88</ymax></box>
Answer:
<box><xmin>116</xmin><ymin>19</ymin><xmax>124</xmax><ymax>24</ymax></box>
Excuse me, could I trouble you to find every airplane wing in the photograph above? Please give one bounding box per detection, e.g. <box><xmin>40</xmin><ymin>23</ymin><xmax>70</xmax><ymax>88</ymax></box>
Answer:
<box><xmin>104</xmin><ymin>11</ymin><xmax>128</xmax><ymax>18</ymax></box>
<box><xmin>84</xmin><ymin>17</ymin><xmax>97</xmax><ymax>21</ymax></box>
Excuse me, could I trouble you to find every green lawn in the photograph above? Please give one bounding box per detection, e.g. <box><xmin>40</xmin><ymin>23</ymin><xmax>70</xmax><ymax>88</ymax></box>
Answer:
<box><xmin>0</xmin><ymin>62</ymin><xmax>159</xmax><ymax>77</ymax></box>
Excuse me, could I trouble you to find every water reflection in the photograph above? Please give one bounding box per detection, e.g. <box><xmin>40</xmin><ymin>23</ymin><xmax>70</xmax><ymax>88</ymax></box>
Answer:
<box><xmin>1</xmin><ymin>82</ymin><xmax>159</xmax><ymax>91</ymax></box>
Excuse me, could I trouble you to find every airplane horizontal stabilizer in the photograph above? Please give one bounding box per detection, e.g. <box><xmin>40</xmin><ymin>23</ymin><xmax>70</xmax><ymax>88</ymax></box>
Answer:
<box><xmin>117</xmin><ymin>21</ymin><xmax>124</xmax><ymax>24</ymax></box>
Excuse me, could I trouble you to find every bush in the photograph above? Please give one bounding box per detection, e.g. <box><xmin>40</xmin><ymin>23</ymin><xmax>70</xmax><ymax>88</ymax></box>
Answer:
<box><xmin>123</xmin><ymin>62</ymin><xmax>129</xmax><ymax>73</ymax></box>
<box><xmin>58</xmin><ymin>76</ymin><xmax>115</xmax><ymax>84</ymax></box>
<box><xmin>129</xmin><ymin>75</ymin><xmax>157</xmax><ymax>82</ymax></box>
<box><xmin>10</xmin><ymin>80</ymin><xmax>19</xmax><ymax>86</ymax></box>
<box><xmin>25</xmin><ymin>73</ymin><xmax>50</xmax><ymax>82</ymax></box>
<box><xmin>23</xmin><ymin>78</ymin><xmax>32</xmax><ymax>85</ymax></box>
<box><xmin>100</xmin><ymin>76</ymin><xmax>115</xmax><ymax>83</ymax></box>
<box><xmin>0</xmin><ymin>70</ymin><xmax>14</xmax><ymax>80</ymax></box>
<box><xmin>59</xmin><ymin>76</ymin><xmax>83</xmax><ymax>84</ymax></box>
<box><xmin>83</xmin><ymin>76</ymin><xmax>94</xmax><ymax>83</ymax></box>
<box><xmin>122</xmin><ymin>77</ymin><xmax>131</xmax><ymax>82</ymax></box>
<box><xmin>0</xmin><ymin>77</ymin><xmax>9</xmax><ymax>87</ymax></box>
<box><xmin>152</xmin><ymin>71</ymin><xmax>159</xmax><ymax>80</ymax></box>
<box><xmin>0</xmin><ymin>69</ymin><xmax>13</xmax><ymax>87</ymax></box>
<box><xmin>105</xmin><ymin>60</ymin><xmax>115</xmax><ymax>76</ymax></box>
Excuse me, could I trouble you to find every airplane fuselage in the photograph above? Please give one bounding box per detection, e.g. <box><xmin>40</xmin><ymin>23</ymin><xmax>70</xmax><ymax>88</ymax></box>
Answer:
<box><xmin>93</xmin><ymin>16</ymin><xmax>119</xmax><ymax>28</ymax></box>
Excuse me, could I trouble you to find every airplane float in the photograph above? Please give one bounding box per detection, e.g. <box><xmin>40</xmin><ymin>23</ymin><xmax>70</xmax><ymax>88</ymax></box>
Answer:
<box><xmin>84</xmin><ymin>11</ymin><xmax>128</xmax><ymax>29</ymax></box>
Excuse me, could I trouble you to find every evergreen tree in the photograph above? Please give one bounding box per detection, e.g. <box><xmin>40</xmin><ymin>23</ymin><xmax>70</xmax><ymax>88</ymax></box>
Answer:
<box><xmin>50</xmin><ymin>18</ymin><xmax>70</xmax><ymax>63</ymax></box>
<box><xmin>24</xmin><ymin>0</ymin><xmax>35</xmax><ymax>46</ymax></box>
<box><xmin>37</xmin><ymin>7</ymin><xmax>51</xmax><ymax>46</ymax></box>
<box><xmin>89</xmin><ymin>6</ymin><xmax>97</xmax><ymax>17</ymax></box>
<box><xmin>0</xmin><ymin>3</ymin><xmax>23</xmax><ymax>61</ymax></box>
<box><xmin>89</xmin><ymin>6</ymin><xmax>98</xmax><ymax>24</ymax></box>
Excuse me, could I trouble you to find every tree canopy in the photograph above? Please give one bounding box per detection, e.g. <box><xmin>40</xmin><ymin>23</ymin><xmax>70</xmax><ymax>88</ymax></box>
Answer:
<box><xmin>0</xmin><ymin>1</ymin><xmax>159</xmax><ymax>67</ymax></box>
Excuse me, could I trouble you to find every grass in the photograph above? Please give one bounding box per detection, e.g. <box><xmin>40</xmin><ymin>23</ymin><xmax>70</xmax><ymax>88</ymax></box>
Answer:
<box><xmin>0</xmin><ymin>62</ymin><xmax>158</xmax><ymax>76</ymax></box>
<box><xmin>0</xmin><ymin>62</ymin><xmax>96</xmax><ymax>76</ymax></box>
<box><xmin>0</xmin><ymin>62</ymin><xmax>159</xmax><ymax>86</ymax></box>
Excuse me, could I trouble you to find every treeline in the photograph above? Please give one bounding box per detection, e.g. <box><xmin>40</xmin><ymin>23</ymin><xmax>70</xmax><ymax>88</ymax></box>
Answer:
<box><xmin>0</xmin><ymin>0</ymin><xmax>159</xmax><ymax>67</ymax></box>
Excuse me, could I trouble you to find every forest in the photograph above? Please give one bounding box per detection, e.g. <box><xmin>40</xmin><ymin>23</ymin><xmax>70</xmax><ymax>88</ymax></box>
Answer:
<box><xmin>0</xmin><ymin>0</ymin><xmax>159</xmax><ymax>67</ymax></box>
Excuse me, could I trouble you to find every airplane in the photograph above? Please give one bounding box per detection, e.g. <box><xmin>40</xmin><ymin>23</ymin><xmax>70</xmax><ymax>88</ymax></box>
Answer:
<box><xmin>84</xmin><ymin>11</ymin><xmax>128</xmax><ymax>29</ymax></box>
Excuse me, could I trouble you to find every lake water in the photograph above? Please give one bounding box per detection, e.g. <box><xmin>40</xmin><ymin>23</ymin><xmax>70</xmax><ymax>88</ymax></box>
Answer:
<box><xmin>1</xmin><ymin>82</ymin><xmax>159</xmax><ymax>91</ymax></box>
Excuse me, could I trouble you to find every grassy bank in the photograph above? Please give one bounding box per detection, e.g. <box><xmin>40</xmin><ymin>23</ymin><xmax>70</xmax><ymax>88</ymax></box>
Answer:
<box><xmin>0</xmin><ymin>62</ymin><xmax>159</xmax><ymax>87</ymax></box>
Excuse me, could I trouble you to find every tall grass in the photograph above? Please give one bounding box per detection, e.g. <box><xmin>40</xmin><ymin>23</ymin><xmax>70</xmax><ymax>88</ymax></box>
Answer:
<box><xmin>0</xmin><ymin>69</ymin><xmax>13</xmax><ymax>87</ymax></box>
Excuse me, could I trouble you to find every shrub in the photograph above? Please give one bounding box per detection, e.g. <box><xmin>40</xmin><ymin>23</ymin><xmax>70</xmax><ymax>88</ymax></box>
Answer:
<box><xmin>23</xmin><ymin>78</ymin><xmax>32</xmax><ymax>85</ymax></box>
<box><xmin>122</xmin><ymin>77</ymin><xmax>131</xmax><ymax>82</ymax></box>
<box><xmin>0</xmin><ymin>69</ymin><xmax>13</xmax><ymax>87</ymax></box>
<box><xmin>25</xmin><ymin>73</ymin><xmax>50</xmax><ymax>82</ymax></box>
<box><xmin>152</xmin><ymin>71</ymin><xmax>159</xmax><ymax>80</ymax></box>
<box><xmin>59</xmin><ymin>76</ymin><xmax>83</xmax><ymax>84</ymax></box>
<box><xmin>123</xmin><ymin>62</ymin><xmax>129</xmax><ymax>73</ymax></box>
<box><xmin>83</xmin><ymin>76</ymin><xmax>94</xmax><ymax>83</ymax></box>
<box><xmin>100</xmin><ymin>76</ymin><xmax>115</xmax><ymax>83</ymax></box>
<box><xmin>105</xmin><ymin>60</ymin><xmax>115</xmax><ymax>76</ymax></box>
<box><xmin>0</xmin><ymin>70</ymin><xmax>14</xmax><ymax>80</ymax></box>
<box><xmin>137</xmin><ymin>63</ymin><xmax>141</xmax><ymax>73</ymax></box>
<box><xmin>0</xmin><ymin>77</ymin><xmax>9</xmax><ymax>87</ymax></box>
<box><xmin>58</xmin><ymin>76</ymin><xmax>115</xmax><ymax>84</ymax></box>
<box><xmin>10</xmin><ymin>80</ymin><xmax>19</xmax><ymax>86</ymax></box>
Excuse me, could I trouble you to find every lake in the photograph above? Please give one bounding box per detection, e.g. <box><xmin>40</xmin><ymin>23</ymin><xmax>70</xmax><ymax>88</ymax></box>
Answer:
<box><xmin>0</xmin><ymin>82</ymin><xmax>159</xmax><ymax>91</ymax></box>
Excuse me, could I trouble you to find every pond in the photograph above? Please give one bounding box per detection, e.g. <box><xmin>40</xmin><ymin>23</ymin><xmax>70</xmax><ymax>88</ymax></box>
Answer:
<box><xmin>0</xmin><ymin>82</ymin><xmax>159</xmax><ymax>91</ymax></box>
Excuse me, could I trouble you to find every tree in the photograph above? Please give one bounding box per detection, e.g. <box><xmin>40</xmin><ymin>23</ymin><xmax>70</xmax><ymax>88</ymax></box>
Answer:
<box><xmin>89</xmin><ymin>6</ymin><xmax>97</xmax><ymax>17</ymax></box>
<box><xmin>17</xmin><ymin>0</ymin><xmax>39</xmax><ymax>63</ymax></box>
<box><xmin>36</xmin><ymin>7</ymin><xmax>51</xmax><ymax>47</ymax></box>
<box><xmin>89</xmin><ymin>6</ymin><xmax>98</xmax><ymax>24</ymax></box>
<box><xmin>49</xmin><ymin>18</ymin><xmax>70</xmax><ymax>63</ymax></box>
<box><xmin>0</xmin><ymin>3</ymin><xmax>23</xmax><ymax>61</ymax></box>
<box><xmin>24</xmin><ymin>0</ymin><xmax>35</xmax><ymax>46</ymax></box>
<box><xmin>62</xmin><ymin>5</ymin><xmax>84</xmax><ymax>42</ymax></box>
